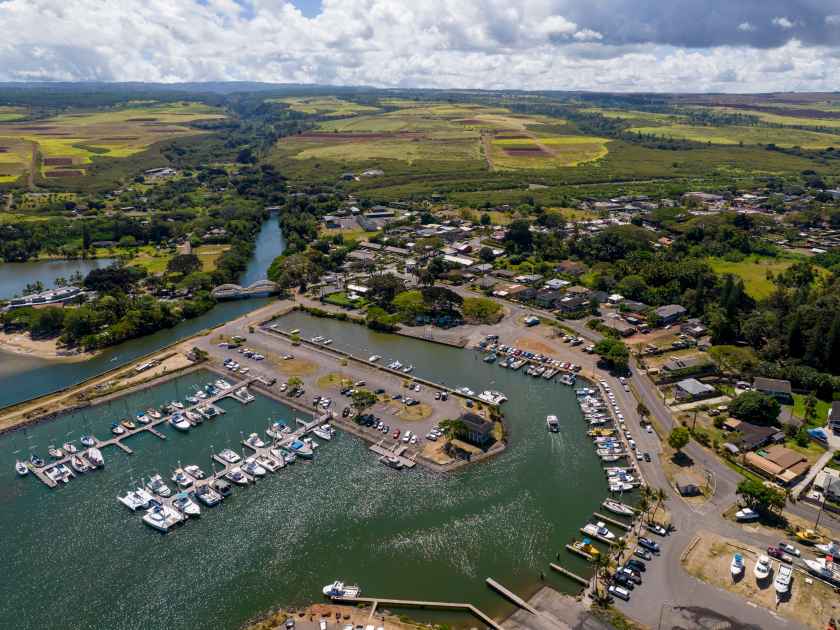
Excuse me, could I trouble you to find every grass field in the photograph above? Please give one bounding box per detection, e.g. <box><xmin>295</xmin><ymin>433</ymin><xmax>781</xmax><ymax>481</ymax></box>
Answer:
<box><xmin>581</xmin><ymin>107</ymin><xmax>685</xmax><ymax>124</ymax></box>
<box><xmin>706</xmin><ymin>255</ymin><xmax>795</xmax><ymax>299</ymax></box>
<box><xmin>271</xmin><ymin>96</ymin><xmax>380</xmax><ymax>117</ymax></box>
<box><xmin>706</xmin><ymin>106</ymin><xmax>840</xmax><ymax>129</ymax></box>
<box><xmin>0</xmin><ymin>101</ymin><xmax>224</xmax><ymax>180</ymax></box>
<box><xmin>629</xmin><ymin>123</ymin><xmax>840</xmax><ymax>149</ymax></box>
<box><xmin>0</xmin><ymin>137</ymin><xmax>32</xmax><ymax>183</ymax></box>
<box><xmin>0</xmin><ymin>107</ymin><xmax>28</xmax><ymax>122</ymax></box>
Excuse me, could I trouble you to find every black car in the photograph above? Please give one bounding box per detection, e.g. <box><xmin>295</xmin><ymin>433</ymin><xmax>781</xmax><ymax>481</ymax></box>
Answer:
<box><xmin>618</xmin><ymin>566</ymin><xmax>642</xmax><ymax>584</ymax></box>
<box><xmin>643</xmin><ymin>452</ymin><xmax>651</xmax><ymax>462</ymax></box>
<box><xmin>392</xmin><ymin>393</ymin><xmax>403</xmax><ymax>400</ymax></box>
<box><xmin>626</xmin><ymin>558</ymin><xmax>646</xmax><ymax>572</ymax></box>
<box><xmin>638</xmin><ymin>537</ymin><xmax>660</xmax><ymax>553</ymax></box>
<box><xmin>612</xmin><ymin>573</ymin><xmax>635</xmax><ymax>590</ymax></box>
<box><xmin>375</xmin><ymin>388</ymin><xmax>385</xmax><ymax>395</ymax></box>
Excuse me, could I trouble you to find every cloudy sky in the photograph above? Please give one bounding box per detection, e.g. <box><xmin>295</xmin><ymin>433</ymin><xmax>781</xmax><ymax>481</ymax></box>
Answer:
<box><xmin>1</xmin><ymin>0</ymin><xmax>839</xmax><ymax>92</ymax></box>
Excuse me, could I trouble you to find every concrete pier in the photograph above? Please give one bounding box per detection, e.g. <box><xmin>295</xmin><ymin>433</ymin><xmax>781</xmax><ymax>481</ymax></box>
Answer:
<box><xmin>485</xmin><ymin>578</ymin><xmax>538</xmax><ymax>615</ymax></box>
<box><xmin>549</xmin><ymin>563</ymin><xmax>589</xmax><ymax>587</ymax></box>
<box><xmin>593</xmin><ymin>512</ymin><xmax>633</xmax><ymax>531</ymax></box>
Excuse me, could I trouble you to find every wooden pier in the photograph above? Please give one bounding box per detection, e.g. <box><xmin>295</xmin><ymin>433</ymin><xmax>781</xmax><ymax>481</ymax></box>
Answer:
<box><xmin>485</xmin><ymin>578</ymin><xmax>538</xmax><ymax>615</ymax></box>
<box><xmin>369</xmin><ymin>439</ymin><xmax>417</xmax><ymax>469</ymax></box>
<box><xmin>594</xmin><ymin>512</ymin><xmax>633</xmax><ymax>531</ymax></box>
<box><xmin>332</xmin><ymin>595</ymin><xmax>503</xmax><ymax>630</ymax></box>
<box><xmin>549</xmin><ymin>563</ymin><xmax>589</xmax><ymax>587</ymax></box>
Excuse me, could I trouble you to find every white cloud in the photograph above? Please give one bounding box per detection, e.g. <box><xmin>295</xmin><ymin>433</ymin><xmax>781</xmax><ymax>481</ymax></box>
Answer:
<box><xmin>826</xmin><ymin>15</ymin><xmax>840</xmax><ymax>25</ymax></box>
<box><xmin>0</xmin><ymin>1</ymin><xmax>835</xmax><ymax>92</ymax></box>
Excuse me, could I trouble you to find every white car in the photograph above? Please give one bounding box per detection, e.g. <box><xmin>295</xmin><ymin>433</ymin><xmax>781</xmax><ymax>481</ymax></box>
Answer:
<box><xmin>645</xmin><ymin>425</ymin><xmax>653</xmax><ymax>434</ymax></box>
<box><xmin>609</xmin><ymin>585</ymin><xmax>631</xmax><ymax>601</ymax></box>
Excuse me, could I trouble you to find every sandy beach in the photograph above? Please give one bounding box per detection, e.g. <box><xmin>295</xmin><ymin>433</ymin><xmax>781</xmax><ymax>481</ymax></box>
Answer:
<box><xmin>0</xmin><ymin>331</ymin><xmax>97</xmax><ymax>362</ymax></box>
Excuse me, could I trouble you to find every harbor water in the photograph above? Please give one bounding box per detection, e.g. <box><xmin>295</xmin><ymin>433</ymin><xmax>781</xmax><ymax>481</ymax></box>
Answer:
<box><xmin>0</xmin><ymin>311</ymin><xmax>622</xmax><ymax>630</ymax></box>
<box><xmin>0</xmin><ymin>214</ymin><xmax>285</xmax><ymax>409</ymax></box>
<box><xmin>0</xmin><ymin>257</ymin><xmax>116</xmax><ymax>299</ymax></box>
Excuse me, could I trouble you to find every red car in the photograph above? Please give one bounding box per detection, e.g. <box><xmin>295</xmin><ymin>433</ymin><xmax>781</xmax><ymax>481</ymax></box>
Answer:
<box><xmin>766</xmin><ymin>546</ymin><xmax>794</xmax><ymax>563</ymax></box>
<box><xmin>392</xmin><ymin>429</ymin><xmax>401</xmax><ymax>439</ymax></box>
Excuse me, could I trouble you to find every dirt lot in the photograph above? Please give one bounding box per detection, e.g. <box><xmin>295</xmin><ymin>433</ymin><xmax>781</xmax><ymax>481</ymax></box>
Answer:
<box><xmin>245</xmin><ymin>602</ymin><xmax>422</xmax><ymax>630</ymax></box>
<box><xmin>682</xmin><ymin>530</ymin><xmax>840</xmax><ymax>629</ymax></box>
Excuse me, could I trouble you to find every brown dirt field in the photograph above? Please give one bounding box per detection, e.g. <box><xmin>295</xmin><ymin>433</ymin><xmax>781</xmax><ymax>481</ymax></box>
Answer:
<box><xmin>513</xmin><ymin>334</ymin><xmax>557</xmax><ymax>355</ymax></box>
<box><xmin>504</xmin><ymin>147</ymin><xmax>548</xmax><ymax>156</ymax></box>
<box><xmin>45</xmin><ymin>170</ymin><xmax>84</xmax><ymax>177</ymax></box>
<box><xmin>0</xmin><ymin>147</ymin><xmax>8</xmax><ymax>153</ymax></box>
<box><xmin>43</xmin><ymin>157</ymin><xmax>73</xmax><ymax>166</ymax></box>
<box><xmin>459</xmin><ymin>119</ymin><xmax>485</xmax><ymax>124</ymax></box>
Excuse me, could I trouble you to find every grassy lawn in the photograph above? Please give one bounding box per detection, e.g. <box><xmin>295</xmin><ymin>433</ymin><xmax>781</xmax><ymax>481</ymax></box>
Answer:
<box><xmin>708</xmin><ymin>106</ymin><xmax>840</xmax><ymax>129</ymax></box>
<box><xmin>319</xmin><ymin>227</ymin><xmax>378</xmax><ymax>242</ymax></box>
<box><xmin>271</xmin><ymin>96</ymin><xmax>380</xmax><ymax>117</ymax></box>
<box><xmin>322</xmin><ymin>291</ymin><xmax>366</xmax><ymax>308</ymax></box>
<box><xmin>194</xmin><ymin>244</ymin><xmax>230</xmax><ymax>272</ymax></box>
<box><xmin>548</xmin><ymin>206</ymin><xmax>603</xmax><ymax>222</ymax></box>
<box><xmin>706</xmin><ymin>255</ymin><xmax>795</xmax><ymax>299</ymax></box>
<box><xmin>785</xmin><ymin>392</ymin><xmax>832</xmax><ymax>428</ymax></box>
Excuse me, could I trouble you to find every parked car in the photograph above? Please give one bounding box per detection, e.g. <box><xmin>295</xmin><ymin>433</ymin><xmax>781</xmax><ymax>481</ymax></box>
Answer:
<box><xmin>643</xmin><ymin>452</ymin><xmax>652</xmax><ymax>462</ymax></box>
<box><xmin>638</xmin><ymin>537</ymin><xmax>660</xmax><ymax>553</ymax></box>
<box><xmin>634</xmin><ymin>548</ymin><xmax>652</xmax><ymax>561</ymax></box>
<box><xmin>608</xmin><ymin>584</ymin><xmax>631</xmax><ymax>601</ymax></box>
<box><xmin>618</xmin><ymin>567</ymin><xmax>641</xmax><ymax>584</ymax></box>
<box><xmin>646</xmin><ymin>522</ymin><xmax>667</xmax><ymax>537</ymax></box>
<box><xmin>626</xmin><ymin>558</ymin><xmax>646</xmax><ymax>572</ymax></box>
<box><xmin>777</xmin><ymin>542</ymin><xmax>800</xmax><ymax>557</ymax></box>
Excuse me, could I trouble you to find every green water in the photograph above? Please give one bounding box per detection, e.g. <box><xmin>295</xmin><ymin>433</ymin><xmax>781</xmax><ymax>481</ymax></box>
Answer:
<box><xmin>0</xmin><ymin>215</ymin><xmax>284</xmax><ymax>410</ymax></box>
<box><xmin>0</xmin><ymin>312</ymin><xmax>628</xmax><ymax>630</ymax></box>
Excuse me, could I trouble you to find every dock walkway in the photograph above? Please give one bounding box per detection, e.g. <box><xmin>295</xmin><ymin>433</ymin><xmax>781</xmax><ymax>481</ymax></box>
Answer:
<box><xmin>333</xmin><ymin>595</ymin><xmax>503</xmax><ymax>630</ymax></box>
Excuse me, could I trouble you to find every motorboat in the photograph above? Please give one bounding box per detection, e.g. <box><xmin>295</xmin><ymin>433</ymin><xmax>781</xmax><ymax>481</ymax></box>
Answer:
<box><xmin>322</xmin><ymin>581</ymin><xmax>361</xmax><ymax>599</ymax></box>
<box><xmin>546</xmin><ymin>415</ymin><xmax>560</xmax><ymax>432</ymax></box>
<box><xmin>730</xmin><ymin>553</ymin><xmax>744</xmax><ymax>577</ymax></box>
<box><xmin>753</xmin><ymin>555</ymin><xmax>771</xmax><ymax>581</ymax></box>
<box><xmin>218</xmin><ymin>449</ymin><xmax>241</xmax><ymax>464</ymax></box>
<box><xmin>170</xmin><ymin>401</ymin><xmax>185</xmax><ymax>410</ymax></box>
<box><xmin>184</xmin><ymin>464</ymin><xmax>206</xmax><ymax>480</ymax></box>
<box><xmin>195</xmin><ymin>485</ymin><xmax>223</xmax><ymax>506</ymax></box>
<box><xmin>368</xmin><ymin>355</ymin><xmax>381</xmax><ymax>363</ymax></box>
<box><xmin>48</xmin><ymin>446</ymin><xmax>64</xmax><ymax>459</ymax></box>
<box><xmin>478</xmin><ymin>390</ymin><xmax>507</xmax><ymax>405</ymax></box>
<box><xmin>303</xmin><ymin>437</ymin><xmax>319</xmax><ymax>450</ymax></box>
<box><xmin>815</xmin><ymin>540</ymin><xmax>840</xmax><ymax>556</ymax></box>
<box><xmin>172</xmin><ymin>492</ymin><xmax>201</xmax><ymax>517</ymax></box>
<box><xmin>171</xmin><ymin>468</ymin><xmax>193</xmax><ymax>489</ymax></box>
<box><xmin>735</xmin><ymin>507</ymin><xmax>760</xmax><ymax>522</ymax></box>
<box><xmin>602</xmin><ymin>498</ymin><xmax>635</xmax><ymax>516</ymax></box>
<box><xmin>45</xmin><ymin>464</ymin><xmax>72</xmax><ymax>485</ymax></box>
<box><xmin>215</xmin><ymin>378</ymin><xmax>232</xmax><ymax>390</ymax></box>
<box><xmin>85</xmin><ymin>447</ymin><xmax>104</xmax><ymax>467</ymax></box>
<box><xmin>146</xmin><ymin>408</ymin><xmax>162</xmax><ymax>420</ymax></box>
<box><xmin>111</xmin><ymin>423</ymin><xmax>126</xmax><ymax>436</ymax></box>
<box><xmin>118</xmin><ymin>487</ymin><xmax>155</xmax><ymax>511</ymax></box>
<box><xmin>270</xmin><ymin>447</ymin><xmax>291</xmax><ymax>464</ymax></box>
<box><xmin>185</xmin><ymin>395</ymin><xmax>198</xmax><ymax>405</ymax></box>
<box><xmin>212</xmin><ymin>479</ymin><xmax>233</xmax><ymax>497</ymax></box>
<box><xmin>136</xmin><ymin>413</ymin><xmax>150</xmax><ymax>424</ymax></box>
<box><xmin>80</xmin><ymin>435</ymin><xmax>96</xmax><ymax>447</ymax></box>
<box><xmin>774</xmin><ymin>563</ymin><xmax>792</xmax><ymax>595</ymax></box>
<box><xmin>795</xmin><ymin>529</ymin><xmax>825</xmax><ymax>545</ymax></box>
<box><xmin>15</xmin><ymin>460</ymin><xmax>29</xmax><ymax>476</ymax></box>
<box><xmin>184</xmin><ymin>410</ymin><xmax>203</xmax><ymax>425</ymax></box>
<box><xmin>169</xmin><ymin>415</ymin><xmax>191</xmax><ymax>432</ymax></box>
<box><xmin>142</xmin><ymin>503</ymin><xmax>183</xmax><ymax>533</ymax></box>
<box><xmin>289</xmin><ymin>439</ymin><xmax>313</xmax><ymax>459</ymax></box>
<box><xmin>571</xmin><ymin>538</ymin><xmax>600</xmax><ymax>559</ymax></box>
<box><xmin>69</xmin><ymin>455</ymin><xmax>91</xmax><ymax>474</ymax></box>
<box><xmin>243</xmin><ymin>457</ymin><xmax>267</xmax><ymax>477</ymax></box>
<box><xmin>483</xmin><ymin>354</ymin><xmax>497</xmax><ymax>364</ymax></box>
<box><xmin>583</xmin><ymin>521</ymin><xmax>616</xmax><ymax>541</ymax></box>
<box><xmin>225</xmin><ymin>467</ymin><xmax>250</xmax><ymax>485</ymax></box>
<box><xmin>387</xmin><ymin>360</ymin><xmax>403</xmax><ymax>370</ymax></box>
<box><xmin>62</xmin><ymin>442</ymin><xmax>78</xmax><ymax>454</ymax></box>
<box><xmin>313</xmin><ymin>424</ymin><xmax>334</xmax><ymax>441</ymax></box>
<box><xmin>30</xmin><ymin>453</ymin><xmax>46</xmax><ymax>468</ymax></box>
<box><xmin>256</xmin><ymin>454</ymin><xmax>283</xmax><ymax>472</ymax></box>
<box><xmin>267</xmin><ymin>421</ymin><xmax>290</xmax><ymax>439</ymax></box>
<box><xmin>146</xmin><ymin>474</ymin><xmax>173</xmax><ymax>498</ymax></box>
<box><xmin>245</xmin><ymin>432</ymin><xmax>266</xmax><ymax>449</ymax></box>
<box><xmin>120</xmin><ymin>419</ymin><xmax>136</xmax><ymax>430</ymax></box>
<box><xmin>195</xmin><ymin>390</ymin><xmax>208</xmax><ymax>400</ymax></box>
<box><xmin>402</xmin><ymin>364</ymin><xmax>414</xmax><ymax>373</ymax></box>
<box><xmin>804</xmin><ymin>557</ymin><xmax>840</xmax><ymax>584</ymax></box>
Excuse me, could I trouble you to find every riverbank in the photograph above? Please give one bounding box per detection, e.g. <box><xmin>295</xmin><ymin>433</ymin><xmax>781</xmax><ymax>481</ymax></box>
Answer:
<box><xmin>0</xmin><ymin>330</ymin><xmax>97</xmax><ymax>362</ymax></box>
<box><xmin>243</xmin><ymin>602</ymin><xmax>426</xmax><ymax>630</ymax></box>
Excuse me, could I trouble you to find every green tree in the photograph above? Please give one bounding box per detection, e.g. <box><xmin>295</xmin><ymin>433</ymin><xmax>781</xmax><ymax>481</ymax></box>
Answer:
<box><xmin>480</xmin><ymin>212</ymin><xmax>491</xmax><ymax>226</ymax></box>
<box><xmin>729</xmin><ymin>391</ymin><xmax>781</xmax><ymax>425</ymax></box>
<box><xmin>593</xmin><ymin>337</ymin><xmax>629</xmax><ymax>371</ymax></box>
<box><xmin>804</xmin><ymin>391</ymin><xmax>818</xmax><ymax>425</ymax></box>
<box><xmin>439</xmin><ymin>418</ymin><xmax>468</xmax><ymax>442</ymax></box>
<box><xmin>478</xmin><ymin>246</ymin><xmax>495</xmax><ymax>263</ymax></box>
<box><xmin>351</xmin><ymin>388</ymin><xmax>378</xmax><ymax>413</ymax></box>
<box><xmin>462</xmin><ymin>297</ymin><xmax>502</xmax><ymax>323</ymax></box>
<box><xmin>736</xmin><ymin>479</ymin><xmax>786</xmax><ymax>515</ymax></box>
<box><xmin>667</xmin><ymin>427</ymin><xmax>690</xmax><ymax>453</ymax></box>
<box><xmin>287</xmin><ymin>376</ymin><xmax>303</xmax><ymax>393</ymax></box>
<box><xmin>504</xmin><ymin>219</ymin><xmax>533</xmax><ymax>253</ymax></box>
<box><xmin>393</xmin><ymin>290</ymin><xmax>426</xmax><ymax>320</ymax></box>
<box><xmin>166</xmin><ymin>253</ymin><xmax>201</xmax><ymax>276</ymax></box>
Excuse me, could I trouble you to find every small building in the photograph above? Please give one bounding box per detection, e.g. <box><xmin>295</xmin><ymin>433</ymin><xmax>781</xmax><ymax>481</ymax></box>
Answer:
<box><xmin>752</xmin><ymin>377</ymin><xmax>793</xmax><ymax>404</ymax></box>
<box><xmin>556</xmin><ymin>295</ymin><xmax>589</xmax><ymax>314</ymax></box>
<box><xmin>459</xmin><ymin>412</ymin><xmax>495</xmax><ymax>446</ymax></box>
<box><xmin>601</xmin><ymin>318</ymin><xmax>636</xmax><ymax>337</ymax></box>
<box><xmin>544</xmin><ymin>278</ymin><xmax>570</xmax><ymax>290</ymax></box>
<box><xmin>443</xmin><ymin>254</ymin><xmax>476</xmax><ymax>268</ymax></box>
<box><xmin>607</xmin><ymin>293</ymin><xmax>624</xmax><ymax>305</ymax></box>
<box><xmin>723</xmin><ymin>419</ymin><xmax>784</xmax><ymax>451</ymax></box>
<box><xmin>681</xmin><ymin>318</ymin><xmax>707</xmax><ymax>338</ymax></box>
<box><xmin>535</xmin><ymin>289</ymin><xmax>564</xmax><ymax>309</ymax></box>
<box><xmin>674</xmin><ymin>378</ymin><xmax>715</xmax><ymax>401</ymax></box>
<box><xmin>654</xmin><ymin>304</ymin><xmax>687</xmax><ymax>325</ymax></box>
<box><xmin>744</xmin><ymin>445</ymin><xmax>809</xmax><ymax>486</ymax></box>
<box><xmin>675</xmin><ymin>473</ymin><xmax>701</xmax><ymax>497</ymax></box>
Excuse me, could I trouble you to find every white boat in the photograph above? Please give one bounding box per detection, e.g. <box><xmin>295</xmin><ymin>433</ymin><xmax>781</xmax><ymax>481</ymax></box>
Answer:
<box><xmin>243</xmin><ymin>457</ymin><xmax>267</xmax><ymax>477</ymax></box>
<box><xmin>15</xmin><ymin>460</ymin><xmax>29</xmax><ymax>476</ymax></box>
<box><xmin>195</xmin><ymin>485</ymin><xmax>223</xmax><ymax>507</ymax></box>
<box><xmin>146</xmin><ymin>474</ymin><xmax>172</xmax><ymax>498</ymax></box>
<box><xmin>80</xmin><ymin>435</ymin><xmax>96</xmax><ymax>447</ymax></box>
<box><xmin>172</xmin><ymin>492</ymin><xmax>201</xmax><ymax>517</ymax></box>
<box><xmin>85</xmin><ymin>447</ymin><xmax>104</xmax><ymax>467</ymax></box>
<box><xmin>753</xmin><ymin>555</ymin><xmax>771</xmax><ymax>581</ymax></box>
<box><xmin>142</xmin><ymin>503</ymin><xmax>183</xmax><ymax>532</ymax></box>
<box><xmin>583</xmin><ymin>521</ymin><xmax>616</xmax><ymax>540</ymax></box>
<box><xmin>267</xmin><ymin>421</ymin><xmax>290</xmax><ymax>439</ymax></box>
<box><xmin>388</xmin><ymin>360</ymin><xmax>403</xmax><ymax>370</ymax></box>
<box><xmin>118</xmin><ymin>488</ymin><xmax>155</xmax><ymax>511</ymax></box>
<box><xmin>171</xmin><ymin>468</ymin><xmax>193</xmax><ymax>489</ymax></box>
<box><xmin>602</xmin><ymin>498</ymin><xmax>635</xmax><ymax>516</ymax></box>
<box><xmin>218</xmin><ymin>449</ymin><xmax>241</xmax><ymax>464</ymax></box>
<box><xmin>368</xmin><ymin>355</ymin><xmax>381</xmax><ymax>363</ymax></box>
<box><xmin>303</xmin><ymin>437</ymin><xmax>319</xmax><ymax>450</ymax></box>
<box><xmin>257</xmin><ymin>454</ymin><xmax>283</xmax><ymax>472</ymax></box>
<box><xmin>69</xmin><ymin>455</ymin><xmax>91</xmax><ymax>474</ymax></box>
<box><xmin>170</xmin><ymin>401</ymin><xmax>184</xmax><ymax>410</ymax></box>
<box><xmin>289</xmin><ymin>439</ymin><xmax>313</xmax><ymax>459</ymax></box>
<box><xmin>110</xmin><ymin>424</ymin><xmax>125</xmax><ymax>436</ymax></box>
<box><xmin>225</xmin><ymin>467</ymin><xmax>250</xmax><ymax>485</ymax></box>
<box><xmin>147</xmin><ymin>408</ymin><xmax>162</xmax><ymax>419</ymax></box>
<box><xmin>169</xmin><ymin>415</ymin><xmax>191</xmax><ymax>431</ymax></box>
<box><xmin>546</xmin><ymin>415</ymin><xmax>560</xmax><ymax>432</ymax></box>
<box><xmin>402</xmin><ymin>365</ymin><xmax>414</xmax><ymax>373</ymax></box>
<box><xmin>804</xmin><ymin>558</ymin><xmax>840</xmax><ymax>583</ymax></box>
<box><xmin>62</xmin><ymin>442</ymin><xmax>78</xmax><ymax>454</ymax></box>
<box><xmin>774</xmin><ymin>563</ymin><xmax>792</xmax><ymax>595</ymax></box>
<box><xmin>735</xmin><ymin>507</ymin><xmax>760</xmax><ymax>522</ymax></box>
<box><xmin>136</xmin><ymin>413</ymin><xmax>150</xmax><ymax>424</ymax></box>
<box><xmin>184</xmin><ymin>464</ymin><xmax>206</xmax><ymax>480</ymax></box>
<box><xmin>215</xmin><ymin>378</ymin><xmax>232</xmax><ymax>390</ymax></box>
<box><xmin>815</xmin><ymin>540</ymin><xmax>840</xmax><ymax>556</ymax></box>
<box><xmin>730</xmin><ymin>553</ymin><xmax>744</xmax><ymax>577</ymax></box>
<box><xmin>245</xmin><ymin>432</ymin><xmax>266</xmax><ymax>449</ymax></box>
<box><xmin>313</xmin><ymin>424</ymin><xmax>334</xmax><ymax>441</ymax></box>
<box><xmin>185</xmin><ymin>410</ymin><xmax>203</xmax><ymax>425</ymax></box>
<box><xmin>478</xmin><ymin>390</ymin><xmax>508</xmax><ymax>405</ymax></box>
<box><xmin>322</xmin><ymin>581</ymin><xmax>361</xmax><ymax>599</ymax></box>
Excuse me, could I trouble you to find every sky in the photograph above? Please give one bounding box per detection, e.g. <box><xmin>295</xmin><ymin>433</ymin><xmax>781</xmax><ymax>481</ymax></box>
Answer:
<box><xmin>1</xmin><ymin>0</ymin><xmax>839</xmax><ymax>92</ymax></box>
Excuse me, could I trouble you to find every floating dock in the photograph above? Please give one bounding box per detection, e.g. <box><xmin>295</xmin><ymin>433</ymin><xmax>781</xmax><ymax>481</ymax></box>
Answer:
<box><xmin>594</xmin><ymin>512</ymin><xmax>633</xmax><ymax>531</ymax></box>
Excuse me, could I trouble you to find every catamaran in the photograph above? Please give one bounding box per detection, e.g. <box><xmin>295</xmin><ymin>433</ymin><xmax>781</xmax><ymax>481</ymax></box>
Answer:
<box><xmin>84</xmin><ymin>447</ymin><xmax>104</xmax><ymax>467</ymax></box>
<box><xmin>118</xmin><ymin>487</ymin><xmax>155</xmax><ymax>511</ymax></box>
<box><xmin>142</xmin><ymin>503</ymin><xmax>183</xmax><ymax>533</ymax></box>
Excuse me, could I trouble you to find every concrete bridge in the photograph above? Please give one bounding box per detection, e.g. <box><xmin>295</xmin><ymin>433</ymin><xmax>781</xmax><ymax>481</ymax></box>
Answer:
<box><xmin>211</xmin><ymin>279</ymin><xmax>279</xmax><ymax>300</ymax></box>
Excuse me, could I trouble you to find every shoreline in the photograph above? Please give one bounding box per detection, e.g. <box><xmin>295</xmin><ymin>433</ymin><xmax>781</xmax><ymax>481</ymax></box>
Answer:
<box><xmin>0</xmin><ymin>330</ymin><xmax>98</xmax><ymax>362</ymax></box>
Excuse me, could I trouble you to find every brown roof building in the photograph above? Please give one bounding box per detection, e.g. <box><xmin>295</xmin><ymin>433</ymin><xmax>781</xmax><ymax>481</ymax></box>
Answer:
<box><xmin>745</xmin><ymin>445</ymin><xmax>809</xmax><ymax>486</ymax></box>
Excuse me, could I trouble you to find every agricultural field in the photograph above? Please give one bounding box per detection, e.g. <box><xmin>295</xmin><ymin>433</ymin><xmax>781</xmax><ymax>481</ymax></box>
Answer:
<box><xmin>0</xmin><ymin>101</ymin><xmax>224</xmax><ymax>181</ymax></box>
<box><xmin>706</xmin><ymin>255</ymin><xmax>796</xmax><ymax>299</ymax></box>
<box><xmin>0</xmin><ymin>137</ymin><xmax>32</xmax><ymax>183</ymax></box>
<box><xmin>704</xmin><ymin>106</ymin><xmax>840</xmax><ymax>129</ymax></box>
<box><xmin>271</xmin><ymin>96</ymin><xmax>380</xmax><ymax>117</ymax></box>
<box><xmin>629</xmin><ymin>123</ymin><xmax>840</xmax><ymax>149</ymax></box>
<box><xmin>580</xmin><ymin>107</ymin><xmax>686</xmax><ymax>124</ymax></box>
<box><xmin>0</xmin><ymin>106</ymin><xmax>28</xmax><ymax>122</ymax></box>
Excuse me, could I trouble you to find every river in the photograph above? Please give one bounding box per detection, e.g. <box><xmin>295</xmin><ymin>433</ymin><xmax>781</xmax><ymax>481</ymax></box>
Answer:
<box><xmin>0</xmin><ymin>214</ymin><xmax>285</xmax><ymax>410</ymax></box>
<box><xmin>0</xmin><ymin>312</ymin><xmax>625</xmax><ymax>630</ymax></box>
<box><xmin>0</xmin><ymin>257</ymin><xmax>116</xmax><ymax>299</ymax></box>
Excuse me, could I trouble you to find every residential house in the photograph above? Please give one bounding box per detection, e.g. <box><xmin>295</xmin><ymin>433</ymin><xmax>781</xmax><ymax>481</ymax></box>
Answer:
<box><xmin>556</xmin><ymin>260</ymin><xmax>586</xmax><ymax>277</ymax></box>
<box><xmin>752</xmin><ymin>377</ymin><xmax>793</xmax><ymax>404</ymax></box>
<box><xmin>459</xmin><ymin>412</ymin><xmax>495</xmax><ymax>447</ymax></box>
<box><xmin>556</xmin><ymin>294</ymin><xmax>589</xmax><ymax>314</ymax></box>
<box><xmin>493</xmin><ymin>284</ymin><xmax>536</xmax><ymax>301</ymax></box>
<box><xmin>535</xmin><ymin>289</ymin><xmax>565</xmax><ymax>309</ymax></box>
<box><xmin>681</xmin><ymin>318</ymin><xmax>707</xmax><ymax>338</ymax></box>
<box><xmin>744</xmin><ymin>445</ymin><xmax>809</xmax><ymax>486</ymax></box>
<box><xmin>674</xmin><ymin>378</ymin><xmax>716</xmax><ymax>401</ymax></box>
<box><xmin>723</xmin><ymin>419</ymin><xmax>784</xmax><ymax>451</ymax></box>
<box><xmin>601</xmin><ymin>318</ymin><xmax>636</xmax><ymax>337</ymax></box>
<box><xmin>654</xmin><ymin>304</ymin><xmax>687</xmax><ymax>325</ymax></box>
<box><xmin>545</xmin><ymin>278</ymin><xmax>570</xmax><ymax>290</ymax></box>
<box><xmin>566</xmin><ymin>285</ymin><xmax>591</xmax><ymax>296</ymax></box>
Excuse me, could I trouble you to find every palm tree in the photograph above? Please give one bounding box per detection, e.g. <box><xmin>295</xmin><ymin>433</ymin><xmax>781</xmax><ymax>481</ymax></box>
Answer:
<box><xmin>636</xmin><ymin>495</ymin><xmax>651</xmax><ymax>533</ymax></box>
<box><xmin>650</xmin><ymin>487</ymin><xmax>668</xmax><ymax>525</ymax></box>
<box><xmin>439</xmin><ymin>419</ymin><xmax>467</xmax><ymax>443</ymax></box>
<box><xmin>592</xmin><ymin>552</ymin><xmax>612</xmax><ymax>603</ymax></box>
<box><xmin>612</xmin><ymin>537</ymin><xmax>628</xmax><ymax>566</ymax></box>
